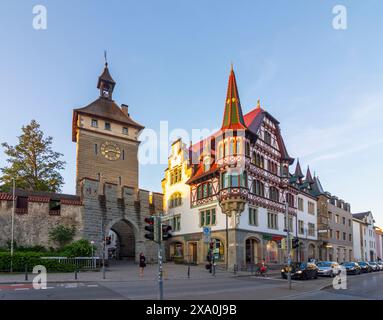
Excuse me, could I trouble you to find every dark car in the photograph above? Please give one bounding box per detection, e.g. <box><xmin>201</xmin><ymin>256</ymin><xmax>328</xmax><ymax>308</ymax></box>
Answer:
<box><xmin>281</xmin><ymin>262</ymin><xmax>318</xmax><ymax>280</ymax></box>
<box><xmin>340</xmin><ymin>262</ymin><xmax>361</xmax><ymax>275</ymax></box>
<box><xmin>358</xmin><ymin>261</ymin><xmax>372</xmax><ymax>273</ymax></box>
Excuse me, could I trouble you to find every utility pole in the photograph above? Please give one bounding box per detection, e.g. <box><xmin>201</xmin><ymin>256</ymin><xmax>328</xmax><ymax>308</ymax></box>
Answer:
<box><xmin>157</xmin><ymin>214</ymin><xmax>164</xmax><ymax>300</ymax></box>
<box><xmin>285</xmin><ymin>198</ymin><xmax>292</xmax><ymax>290</ymax></box>
<box><xmin>101</xmin><ymin>219</ymin><xmax>106</xmax><ymax>279</ymax></box>
<box><xmin>10</xmin><ymin>178</ymin><xmax>15</xmax><ymax>273</ymax></box>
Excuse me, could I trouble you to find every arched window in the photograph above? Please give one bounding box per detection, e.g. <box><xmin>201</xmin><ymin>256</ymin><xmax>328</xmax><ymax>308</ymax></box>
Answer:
<box><xmin>253</xmin><ymin>180</ymin><xmax>265</xmax><ymax>197</ymax></box>
<box><xmin>218</xmin><ymin>143</ymin><xmax>223</xmax><ymax>159</ymax></box>
<box><xmin>269</xmin><ymin>187</ymin><xmax>279</xmax><ymax>202</ymax></box>
<box><xmin>245</xmin><ymin>142</ymin><xmax>250</xmax><ymax>157</ymax></box>
<box><xmin>229</xmin><ymin>139</ymin><xmax>235</xmax><ymax>155</ymax></box>
<box><xmin>169</xmin><ymin>192</ymin><xmax>182</xmax><ymax>208</ymax></box>
<box><xmin>236</xmin><ymin>138</ymin><xmax>242</xmax><ymax>155</ymax></box>
<box><xmin>224</xmin><ymin>140</ymin><xmax>228</xmax><ymax>157</ymax></box>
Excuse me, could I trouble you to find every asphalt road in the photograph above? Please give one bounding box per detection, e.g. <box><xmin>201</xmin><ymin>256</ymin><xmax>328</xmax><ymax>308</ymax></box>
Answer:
<box><xmin>1</xmin><ymin>271</ymin><xmax>382</xmax><ymax>300</ymax></box>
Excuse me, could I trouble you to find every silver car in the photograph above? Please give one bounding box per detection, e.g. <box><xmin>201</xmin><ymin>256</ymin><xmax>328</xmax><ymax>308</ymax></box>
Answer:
<box><xmin>316</xmin><ymin>261</ymin><xmax>341</xmax><ymax>277</ymax></box>
<box><xmin>368</xmin><ymin>262</ymin><xmax>379</xmax><ymax>272</ymax></box>
<box><xmin>377</xmin><ymin>262</ymin><xmax>383</xmax><ymax>271</ymax></box>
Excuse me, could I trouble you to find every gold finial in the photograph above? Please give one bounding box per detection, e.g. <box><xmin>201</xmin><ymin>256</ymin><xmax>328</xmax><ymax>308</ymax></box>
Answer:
<box><xmin>257</xmin><ymin>99</ymin><xmax>261</xmax><ymax>109</ymax></box>
<box><xmin>230</xmin><ymin>62</ymin><xmax>234</xmax><ymax>72</ymax></box>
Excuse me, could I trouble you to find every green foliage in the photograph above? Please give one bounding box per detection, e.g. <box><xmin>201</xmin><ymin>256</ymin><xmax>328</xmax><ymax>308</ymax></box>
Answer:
<box><xmin>60</xmin><ymin>239</ymin><xmax>96</xmax><ymax>257</ymax></box>
<box><xmin>0</xmin><ymin>119</ymin><xmax>65</xmax><ymax>193</ymax></box>
<box><xmin>0</xmin><ymin>252</ymin><xmax>77</xmax><ymax>272</ymax></box>
<box><xmin>49</xmin><ymin>225</ymin><xmax>76</xmax><ymax>247</ymax></box>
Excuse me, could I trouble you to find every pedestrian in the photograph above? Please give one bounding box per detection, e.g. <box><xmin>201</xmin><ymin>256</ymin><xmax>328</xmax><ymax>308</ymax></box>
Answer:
<box><xmin>139</xmin><ymin>252</ymin><xmax>146</xmax><ymax>277</ymax></box>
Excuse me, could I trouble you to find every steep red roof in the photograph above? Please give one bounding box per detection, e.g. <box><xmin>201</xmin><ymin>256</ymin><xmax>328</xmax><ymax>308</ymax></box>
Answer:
<box><xmin>221</xmin><ymin>66</ymin><xmax>247</xmax><ymax>130</ymax></box>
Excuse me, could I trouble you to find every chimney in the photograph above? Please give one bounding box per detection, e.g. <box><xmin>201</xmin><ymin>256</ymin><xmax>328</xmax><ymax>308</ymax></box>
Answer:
<box><xmin>121</xmin><ymin>104</ymin><xmax>129</xmax><ymax>116</ymax></box>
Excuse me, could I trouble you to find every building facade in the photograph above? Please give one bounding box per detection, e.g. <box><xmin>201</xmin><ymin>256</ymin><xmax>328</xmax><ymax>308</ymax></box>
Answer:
<box><xmin>375</xmin><ymin>226</ymin><xmax>383</xmax><ymax>261</ymax></box>
<box><xmin>352</xmin><ymin>211</ymin><xmax>376</xmax><ymax>261</ymax></box>
<box><xmin>162</xmin><ymin>67</ymin><xmax>319</xmax><ymax>270</ymax></box>
<box><xmin>0</xmin><ymin>62</ymin><xmax>163</xmax><ymax>263</ymax></box>
<box><xmin>308</xmin><ymin>178</ymin><xmax>354</xmax><ymax>263</ymax></box>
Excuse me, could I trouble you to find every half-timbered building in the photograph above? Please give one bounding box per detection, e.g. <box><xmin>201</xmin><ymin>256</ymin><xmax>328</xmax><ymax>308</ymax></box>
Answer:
<box><xmin>162</xmin><ymin>66</ymin><xmax>318</xmax><ymax>270</ymax></box>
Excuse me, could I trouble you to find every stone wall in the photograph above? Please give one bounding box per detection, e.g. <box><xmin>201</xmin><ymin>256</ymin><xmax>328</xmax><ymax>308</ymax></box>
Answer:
<box><xmin>0</xmin><ymin>198</ymin><xmax>83</xmax><ymax>248</ymax></box>
<box><xmin>80</xmin><ymin>178</ymin><xmax>163</xmax><ymax>263</ymax></box>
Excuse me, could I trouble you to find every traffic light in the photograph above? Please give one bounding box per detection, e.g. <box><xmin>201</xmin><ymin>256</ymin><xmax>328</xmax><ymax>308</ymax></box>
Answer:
<box><xmin>162</xmin><ymin>224</ymin><xmax>173</xmax><ymax>241</ymax></box>
<box><xmin>144</xmin><ymin>216</ymin><xmax>156</xmax><ymax>241</ymax></box>
<box><xmin>105</xmin><ymin>236</ymin><xmax>111</xmax><ymax>245</ymax></box>
<box><xmin>292</xmin><ymin>237</ymin><xmax>299</xmax><ymax>249</ymax></box>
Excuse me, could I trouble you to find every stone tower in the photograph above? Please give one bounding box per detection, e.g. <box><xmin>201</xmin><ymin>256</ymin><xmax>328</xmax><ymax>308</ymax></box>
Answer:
<box><xmin>72</xmin><ymin>62</ymin><xmax>144</xmax><ymax>195</ymax></box>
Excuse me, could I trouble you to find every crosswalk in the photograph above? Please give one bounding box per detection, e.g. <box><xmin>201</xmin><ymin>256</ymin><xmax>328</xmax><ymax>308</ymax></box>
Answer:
<box><xmin>0</xmin><ymin>283</ymin><xmax>100</xmax><ymax>292</ymax></box>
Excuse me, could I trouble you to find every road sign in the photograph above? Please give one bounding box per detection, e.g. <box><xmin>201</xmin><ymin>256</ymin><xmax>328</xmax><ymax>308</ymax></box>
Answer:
<box><xmin>203</xmin><ymin>227</ymin><xmax>211</xmax><ymax>243</ymax></box>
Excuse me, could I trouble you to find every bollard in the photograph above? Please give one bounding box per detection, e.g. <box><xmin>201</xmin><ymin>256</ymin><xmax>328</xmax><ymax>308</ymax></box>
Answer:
<box><xmin>212</xmin><ymin>263</ymin><xmax>216</xmax><ymax>276</ymax></box>
<box><xmin>187</xmin><ymin>265</ymin><xmax>190</xmax><ymax>279</ymax></box>
<box><xmin>102</xmin><ymin>264</ymin><xmax>106</xmax><ymax>280</ymax></box>
<box><xmin>75</xmin><ymin>269</ymin><xmax>78</xmax><ymax>280</ymax></box>
<box><xmin>24</xmin><ymin>265</ymin><xmax>28</xmax><ymax>281</ymax></box>
<box><xmin>234</xmin><ymin>264</ymin><xmax>237</xmax><ymax>275</ymax></box>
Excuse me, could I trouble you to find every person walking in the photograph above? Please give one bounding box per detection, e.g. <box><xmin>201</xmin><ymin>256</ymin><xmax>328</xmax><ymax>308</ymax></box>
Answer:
<box><xmin>139</xmin><ymin>252</ymin><xmax>146</xmax><ymax>277</ymax></box>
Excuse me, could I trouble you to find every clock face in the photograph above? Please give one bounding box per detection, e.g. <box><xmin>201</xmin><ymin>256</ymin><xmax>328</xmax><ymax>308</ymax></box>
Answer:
<box><xmin>101</xmin><ymin>141</ymin><xmax>121</xmax><ymax>161</ymax></box>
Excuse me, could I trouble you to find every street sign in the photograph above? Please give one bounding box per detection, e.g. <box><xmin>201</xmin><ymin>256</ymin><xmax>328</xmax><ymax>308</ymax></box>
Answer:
<box><xmin>203</xmin><ymin>227</ymin><xmax>211</xmax><ymax>243</ymax></box>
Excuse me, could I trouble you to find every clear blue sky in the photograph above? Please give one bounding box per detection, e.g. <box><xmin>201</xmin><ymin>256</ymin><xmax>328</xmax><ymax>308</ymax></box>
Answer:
<box><xmin>1</xmin><ymin>1</ymin><xmax>382</xmax><ymax>226</ymax></box>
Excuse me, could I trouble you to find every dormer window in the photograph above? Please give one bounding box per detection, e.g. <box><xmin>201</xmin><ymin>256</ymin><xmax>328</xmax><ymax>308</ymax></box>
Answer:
<box><xmin>105</xmin><ymin>122</ymin><xmax>111</xmax><ymax>131</ymax></box>
<box><xmin>91</xmin><ymin>119</ymin><xmax>98</xmax><ymax>128</ymax></box>
<box><xmin>122</xmin><ymin>127</ymin><xmax>128</xmax><ymax>135</ymax></box>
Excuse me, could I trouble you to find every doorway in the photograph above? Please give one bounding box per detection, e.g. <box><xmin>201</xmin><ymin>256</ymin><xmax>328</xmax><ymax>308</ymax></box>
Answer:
<box><xmin>188</xmin><ymin>242</ymin><xmax>198</xmax><ymax>264</ymax></box>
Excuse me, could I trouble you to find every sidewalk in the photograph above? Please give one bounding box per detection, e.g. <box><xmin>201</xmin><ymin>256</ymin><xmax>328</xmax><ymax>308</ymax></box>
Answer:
<box><xmin>0</xmin><ymin>262</ymin><xmax>282</xmax><ymax>284</ymax></box>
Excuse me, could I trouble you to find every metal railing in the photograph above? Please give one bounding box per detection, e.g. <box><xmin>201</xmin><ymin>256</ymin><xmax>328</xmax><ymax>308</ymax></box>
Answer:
<box><xmin>40</xmin><ymin>257</ymin><xmax>101</xmax><ymax>270</ymax></box>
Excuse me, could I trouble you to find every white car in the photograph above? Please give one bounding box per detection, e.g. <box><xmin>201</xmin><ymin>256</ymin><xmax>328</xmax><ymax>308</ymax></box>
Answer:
<box><xmin>316</xmin><ymin>261</ymin><xmax>342</xmax><ymax>277</ymax></box>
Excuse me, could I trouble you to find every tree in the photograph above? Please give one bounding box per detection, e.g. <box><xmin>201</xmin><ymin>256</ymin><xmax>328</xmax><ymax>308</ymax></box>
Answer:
<box><xmin>49</xmin><ymin>225</ymin><xmax>76</xmax><ymax>248</ymax></box>
<box><xmin>1</xmin><ymin>120</ymin><xmax>65</xmax><ymax>193</ymax></box>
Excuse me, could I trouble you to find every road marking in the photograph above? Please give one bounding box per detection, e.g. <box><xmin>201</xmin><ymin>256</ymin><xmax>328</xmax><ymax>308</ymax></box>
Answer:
<box><xmin>87</xmin><ymin>284</ymin><xmax>99</xmax><ymax>287</ymax></box>
<box><xmin>15</xmin><ymin>288</ymin><xmax>29</xmax><ymax>291</ymax></box>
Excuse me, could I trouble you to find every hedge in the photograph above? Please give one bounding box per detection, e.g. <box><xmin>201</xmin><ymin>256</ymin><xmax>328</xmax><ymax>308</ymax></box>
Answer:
<box><xmin>0</xmin><ymin>252</ymin><xmax>77</xmax><ymax>273</ymax></box>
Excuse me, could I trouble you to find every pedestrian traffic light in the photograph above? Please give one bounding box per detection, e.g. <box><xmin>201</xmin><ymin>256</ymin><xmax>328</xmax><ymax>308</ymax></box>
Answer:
<box><xmin>162</xmin><ymin>224</ymin><xmax>172</xmax><ymax>241</ymax></box>
<box><xmin>144</xmin><ymin>216</ymin><xmax>156</xmax><ymax>241</ymax></box>
<box><xmin>292</xmin><ymin>237</ymin><xmax>299</xmax><ymax>249</ymax></box>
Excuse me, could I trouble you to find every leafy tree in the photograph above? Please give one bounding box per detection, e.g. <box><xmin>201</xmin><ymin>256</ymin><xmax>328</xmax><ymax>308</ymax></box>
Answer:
<box><xmin>0</xmin><ymin>120</ymin><xmax>65</xmax><ymax>193</ymax></box>
<box><xmin>60</xmin><ymin>239</ymin><xmax>96</xmax><ymax>257</ymax></box>
<box><xmin>49</xmin><ymin>225</ymin><xmax>76</xmax><ymax>248</ymax></box>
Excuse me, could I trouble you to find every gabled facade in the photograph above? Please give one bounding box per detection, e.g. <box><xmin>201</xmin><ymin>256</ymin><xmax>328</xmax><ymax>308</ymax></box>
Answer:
<box><xmin>162</xmin><ymin>67</ymin><xmax>319</xmax><ymax>269</ymax></box>
<box><xmin>352</xmin><ymin>211</ymin><xmax>376</xmax><ymax>261</ymax></box>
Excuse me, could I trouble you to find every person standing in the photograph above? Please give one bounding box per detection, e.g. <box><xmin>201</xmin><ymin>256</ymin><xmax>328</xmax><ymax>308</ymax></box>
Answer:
<box><xmin>139</xmin><ymin>252</ymin><xmax>146</xmax><ymax>277</ymax></box>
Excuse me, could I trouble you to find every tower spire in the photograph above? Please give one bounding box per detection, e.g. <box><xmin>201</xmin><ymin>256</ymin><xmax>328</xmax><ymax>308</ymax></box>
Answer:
<box><xmin>294</xmin><ymin>159</ymin><xmax>304</xmax><ymax>179</ymax></box>
<box><xmin>221</xmin><ymin>65</ymin><xmax>246</xmax><ymax>130</ymax></box>
<box><xmin>97</xmin><ymin>55</ymin><xmax>116</xmax><ymax>100</ymax></box>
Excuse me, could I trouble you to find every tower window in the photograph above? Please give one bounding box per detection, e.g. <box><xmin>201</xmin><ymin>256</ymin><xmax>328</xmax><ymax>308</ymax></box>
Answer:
<box><xmin>119</xmin><ymin>176</ymin><xmax>122</xmax><ymax>185</ymax></box>
<box><xmin>122</xmin><ymin>127</ymin><xmax>129</xmax><ymax>135</ymax></box>
<box><xmin>91</xmin><ymin>119</ymin><xmax>98</xmax><ymax>128</ymax></box>
<box><xmin>94</xmin><ymin>144</ymin><xmax>98</xmax><ymax>155</ymax></box>
<box><xmin>122</xmin><ymin>150</ymin><xmax>125</xmax><ymax>160</ymax></box>
<box><xmin>105</xmin><ymin>122</ymin><xmax>111</xmax><ymax>130</ymax></box>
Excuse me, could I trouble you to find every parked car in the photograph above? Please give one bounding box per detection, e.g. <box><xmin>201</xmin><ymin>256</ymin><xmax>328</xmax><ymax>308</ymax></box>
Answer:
<box><xmin>358</xmin><ymin>261</ymin><xmax>372</xmax><ymax>273</ymax></box>
<box><xmin>368</xmin><ymin>261</ymin><xmax>379</xmax><ymax>272</ymax></box>
<box><xmin>340</xmin><ymin>262</ymin><xmax>361</xmax><ymax>275</ymax></box>
<box><xmin>377</xmin><ymin>262</ymin><xmax>383</xmax><ymax>271</ymax></box>
<box><xmin>281</xmin><ymin>262</ymin><xmax>318</xmax><ymax>280</ymax></box>
<box><xmin>316</xmin><ymin>261</ymin><xmax>341</xmax><ymax>277</ymax></box>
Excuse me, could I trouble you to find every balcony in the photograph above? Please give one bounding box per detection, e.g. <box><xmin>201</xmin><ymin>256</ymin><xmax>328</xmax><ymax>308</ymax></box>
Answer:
<box><xmin>218</xmin><ymin>187</ymin><xmax>248</xmax><ymax>215</ymax></box>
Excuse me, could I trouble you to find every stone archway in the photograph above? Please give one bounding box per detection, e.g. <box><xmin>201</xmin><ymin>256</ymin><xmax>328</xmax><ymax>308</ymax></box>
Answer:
<box><xmin>109</xmin><ymin>219</ymin><xmax>137</xmax><ymax>261</ymax></box>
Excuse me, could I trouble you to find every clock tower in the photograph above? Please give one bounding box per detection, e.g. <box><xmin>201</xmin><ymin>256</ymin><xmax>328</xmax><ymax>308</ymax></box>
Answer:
<box><xmin>72</xmin><ymin>62</ymin><xmax>144</xmax><ymax>195</ymax></box>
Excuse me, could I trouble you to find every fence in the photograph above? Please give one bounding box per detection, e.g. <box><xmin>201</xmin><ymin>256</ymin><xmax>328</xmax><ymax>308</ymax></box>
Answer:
<box><xmin>40</xmin><ymin>257</ymin><xmax>101</xmax><ymax>270</ymax></box>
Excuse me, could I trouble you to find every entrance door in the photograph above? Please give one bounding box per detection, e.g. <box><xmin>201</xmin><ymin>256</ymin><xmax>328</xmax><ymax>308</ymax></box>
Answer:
<box><xmin>188</xmin><ymin>242</ymin><xmax>198</xmax><ymax>264</ymax></box>
<box><xmin>246</xmin><ymin>239</ymin><xmax>259</xmax><ymax>264</ymax></box>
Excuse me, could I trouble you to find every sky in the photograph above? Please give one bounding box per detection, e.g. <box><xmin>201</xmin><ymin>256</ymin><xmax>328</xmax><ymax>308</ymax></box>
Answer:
<box><xmin>0</xmin><ymin>0</ymin><xmax>382</xmax><ymax>226</ymax></box>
